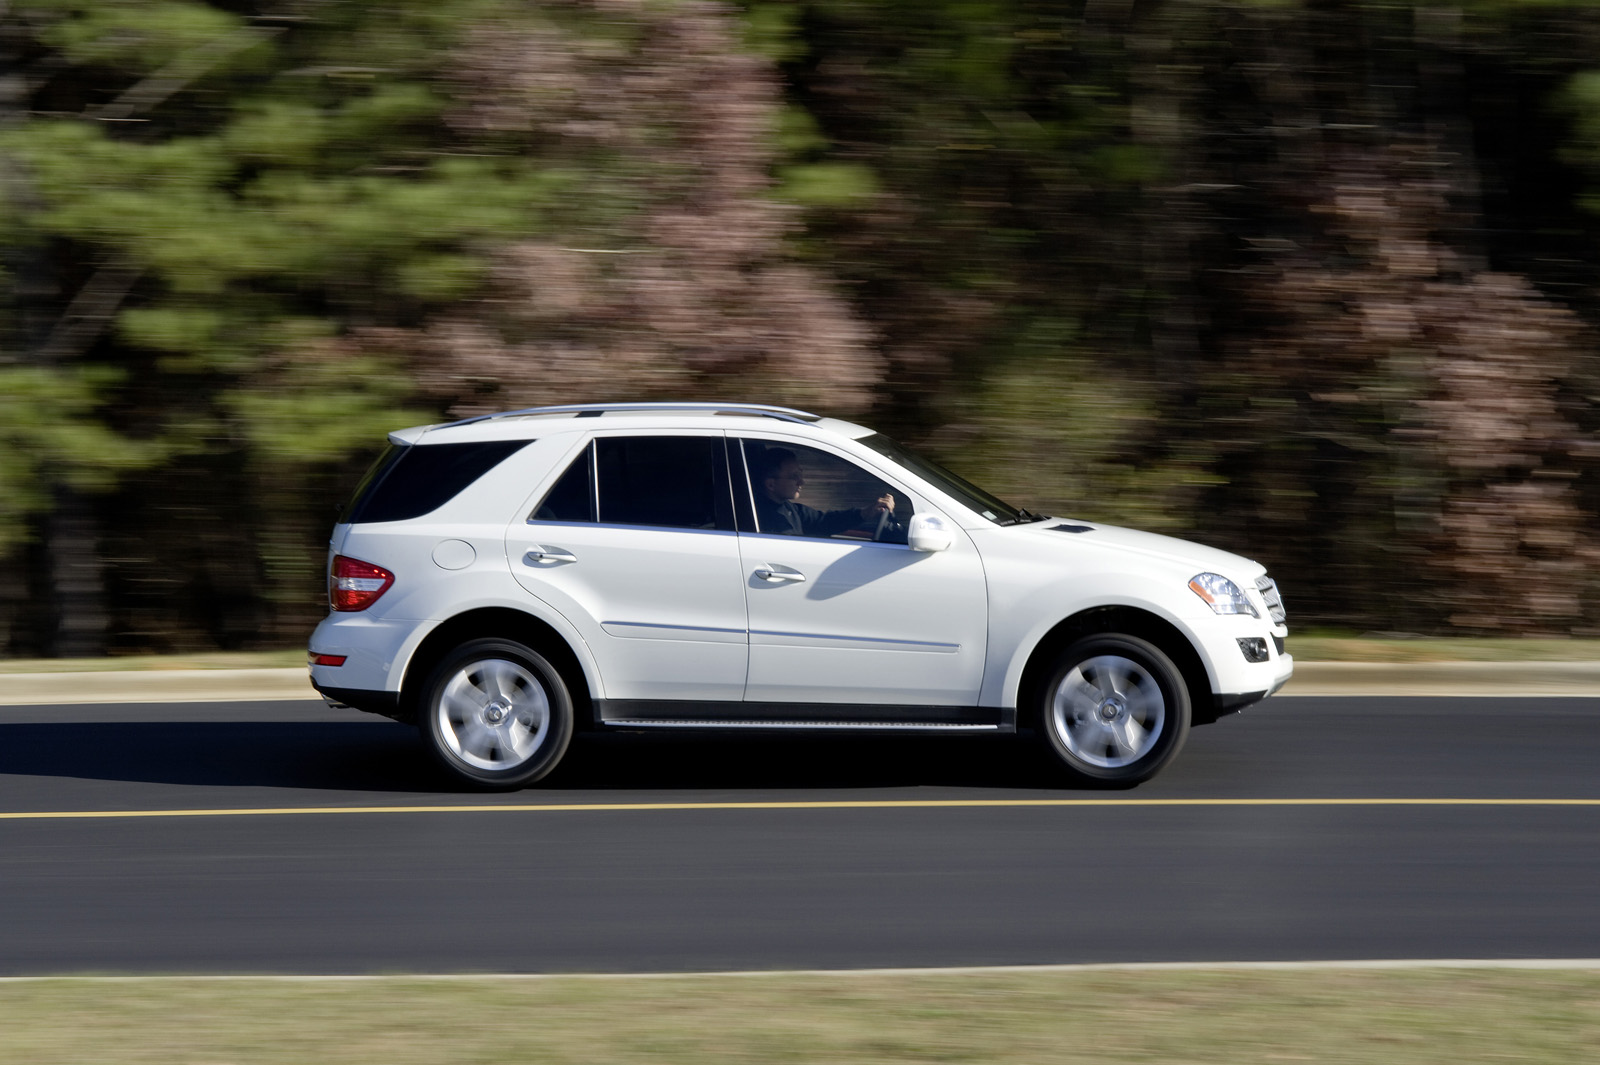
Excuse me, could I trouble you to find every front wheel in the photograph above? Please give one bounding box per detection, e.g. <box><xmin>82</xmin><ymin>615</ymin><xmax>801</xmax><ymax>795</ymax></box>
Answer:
<box><xmin>421</xmin><ymin>638</ymin><xmax>574</xmax><ymax>789</ymax></box>
<box><xmin>1038</xmin><ymin>634</ymin><xmax>1190</xmax><ymax>786</ymax></box>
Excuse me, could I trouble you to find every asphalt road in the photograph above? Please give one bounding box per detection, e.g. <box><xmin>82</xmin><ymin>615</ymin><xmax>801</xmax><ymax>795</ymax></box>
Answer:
<box><xmin>1</xmin><ymin>696</ymin><xmax>1597</xmax><ymax>975</ymax></box>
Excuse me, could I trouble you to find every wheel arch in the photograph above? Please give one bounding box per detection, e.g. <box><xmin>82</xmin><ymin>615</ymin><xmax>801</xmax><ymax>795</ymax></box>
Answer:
<box><xmin>400</xmin><ymin>607</ymin><xmax>594</xmax><ymax>728</ymax></box>
<box><xmin>1014</xmin><ymin>606</ymin><xmax>1221</xmax><ymax>731</ymax></box>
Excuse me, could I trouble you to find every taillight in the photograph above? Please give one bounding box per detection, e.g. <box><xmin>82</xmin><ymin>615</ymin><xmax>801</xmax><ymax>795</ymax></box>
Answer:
<box><xmin>331</xmin><ymin>555</ymin><xmax>394</xmax><ymax>611</ymax></box>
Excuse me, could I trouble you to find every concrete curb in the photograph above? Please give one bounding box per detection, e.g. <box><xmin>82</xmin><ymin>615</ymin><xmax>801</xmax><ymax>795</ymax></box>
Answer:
<box><xmin>0</xmin><ymin>668</ymin><xmax>316</xmax><ymax>706</ymax></box>
<box><xmin>3</xmin><ymin>662</ymin><xmax>1600</xmax><ymax>706</ymax></box>
<box><xmin>1278</xmin><ymin>661</ymin><xmax>1600</xmax><ymax>698</ymax></box>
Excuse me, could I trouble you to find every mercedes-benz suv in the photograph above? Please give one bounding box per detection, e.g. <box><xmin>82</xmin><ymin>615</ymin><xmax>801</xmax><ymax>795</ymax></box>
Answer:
<box><xmin>309</xmin><ymin>402</ymin><xmax>1291</xmax><ymax>788</ymax></box>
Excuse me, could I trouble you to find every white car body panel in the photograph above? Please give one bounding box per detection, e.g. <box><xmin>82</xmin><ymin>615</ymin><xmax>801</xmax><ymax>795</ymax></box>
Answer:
<box><xmin>310</xmin><ymin>523</ymin><xmax>608</xmax><ymax>699</ymax></box>
<box><xmin>973</xmin><ymin>520</ymin><xmax>1291</xmax><ymax>706</ymax></box>
<box><xmin>737</xmin><ymin>523</ymin><xmax>988</xmax><ymax>705</ymax></box>
<box><xmin>508</xmin><ymin>522</ymin><xmax>749</xmax><ymax>700</ymax></box>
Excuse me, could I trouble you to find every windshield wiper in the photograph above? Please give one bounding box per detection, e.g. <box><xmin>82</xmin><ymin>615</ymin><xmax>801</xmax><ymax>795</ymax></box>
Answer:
<box><xmin>1002</xmin><ymin>507</ymin><xmax>1049</xmax><ymax>526</ymax></box>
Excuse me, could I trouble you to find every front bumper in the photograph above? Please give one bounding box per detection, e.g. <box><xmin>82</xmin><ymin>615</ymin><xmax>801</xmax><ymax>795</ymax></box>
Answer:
<box><xmin>1198</xmin><ymin>652</ymin><xmax>1293</xmax><ymax>724</ymax></box>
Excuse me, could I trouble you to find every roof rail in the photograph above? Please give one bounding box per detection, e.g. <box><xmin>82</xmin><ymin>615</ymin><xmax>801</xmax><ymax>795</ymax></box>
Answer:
<box><xmin>438</xmin><ymin>402</ymin><xmax>823</xmax><ymax>429</ymax></box>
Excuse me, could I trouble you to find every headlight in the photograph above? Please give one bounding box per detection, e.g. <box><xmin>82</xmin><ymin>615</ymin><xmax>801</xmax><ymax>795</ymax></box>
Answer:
<box><xmin>1188</xmin><ymin>572</ymin><xmax>1258</xmax><ymax>617</ymax></box>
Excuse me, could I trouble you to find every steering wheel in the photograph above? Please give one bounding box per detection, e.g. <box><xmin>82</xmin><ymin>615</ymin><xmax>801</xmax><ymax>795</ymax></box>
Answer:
<box><xmin>872</xmin><ymin>506</ymin><xmax>892</xmax><ymax>542</ymax></box>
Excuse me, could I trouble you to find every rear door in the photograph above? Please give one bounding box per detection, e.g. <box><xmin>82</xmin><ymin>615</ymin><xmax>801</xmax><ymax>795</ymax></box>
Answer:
<box><xmin>508</xmin><ymin>431</ymin><xmax>748</xmax><ymax>702</ymax></box>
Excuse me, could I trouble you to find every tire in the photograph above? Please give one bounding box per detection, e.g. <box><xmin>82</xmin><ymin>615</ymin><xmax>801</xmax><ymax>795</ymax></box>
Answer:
<box><xmin>1038</xmin><ymin>634</ymin><xmax>1190</xmax><ymax>786</ymax></box>
<box><xmin>421</xmin><ymin>638</ymin><xmax>574</xmax><ymax>789</ymax></box>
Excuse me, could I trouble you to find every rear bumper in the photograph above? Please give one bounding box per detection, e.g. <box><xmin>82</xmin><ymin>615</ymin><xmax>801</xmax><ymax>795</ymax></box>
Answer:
<box><xmin>308</xmin><ymin>611</ymin><xmax>438</xmax><ymax>701</ymax></box>
<box><xmin>311</xmin><ymin>680</ymin><xmax>409</xmax><ymax>724</ymax></box>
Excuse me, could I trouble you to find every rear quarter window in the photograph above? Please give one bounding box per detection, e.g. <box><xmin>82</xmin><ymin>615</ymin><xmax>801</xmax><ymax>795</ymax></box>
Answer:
<box><xmin>343</xmin><ymin>440</ymin><xmax>532</xmax><ymax>524</ymax></box>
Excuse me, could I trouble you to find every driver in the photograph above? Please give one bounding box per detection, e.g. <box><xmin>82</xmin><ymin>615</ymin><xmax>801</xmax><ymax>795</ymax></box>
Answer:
<box><xmin>754</xmin><ymin>448</ymin><xmax>896</xmax><ymax>538</ymax></box>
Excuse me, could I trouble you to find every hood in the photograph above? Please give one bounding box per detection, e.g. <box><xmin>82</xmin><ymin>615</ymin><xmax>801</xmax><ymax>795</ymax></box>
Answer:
<box><xmin>1018</xmin><ymin>518</ymin><xmax>1265</xmax><ymax>580</ymax></box>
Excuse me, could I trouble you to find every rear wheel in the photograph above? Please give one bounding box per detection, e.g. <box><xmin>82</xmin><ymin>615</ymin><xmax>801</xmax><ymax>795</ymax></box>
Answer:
<box><xmin>1038</xmin><ymin>634</ymin><xmax>1190</xmax><ymax>786</ymax></box>
<box><xmin>421</xmin><ymin>638</ymin><xmax>573</xmax><ymax>788</ymax></box>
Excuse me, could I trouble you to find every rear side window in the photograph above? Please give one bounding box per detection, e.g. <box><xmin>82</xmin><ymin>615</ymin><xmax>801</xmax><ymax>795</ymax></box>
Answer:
<box><xmin>343</xmin><ymin>440</ymin><xmax>531</xmax><ymax>524</ymax></box>
<box><xmin>341</xmin><ymin>444</ymin><xmax>407</xmax><ymax>520</ymax></box>
<box><xmin>594</xmin><ymin>436</ymin><xmax>733</xmax><ymax>530</ymax></box>
<box><xmin>531</xmin><ymin>444</ymin><xmax>595</xmax><ymax>522</ymax></box>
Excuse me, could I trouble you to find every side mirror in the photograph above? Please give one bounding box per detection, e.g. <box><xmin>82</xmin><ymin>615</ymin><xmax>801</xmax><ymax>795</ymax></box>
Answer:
<box><xmin>907</xmin><ymin>512</ymin><xmax>953</xmax><ymax>553</ymax></box>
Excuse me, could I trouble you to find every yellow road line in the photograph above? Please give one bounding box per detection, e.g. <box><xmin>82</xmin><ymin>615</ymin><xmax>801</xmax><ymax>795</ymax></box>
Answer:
<box><xmin>2</xmin><ymin>797</ymin><xmax>1600</xmax><ymax>821</ymax></box>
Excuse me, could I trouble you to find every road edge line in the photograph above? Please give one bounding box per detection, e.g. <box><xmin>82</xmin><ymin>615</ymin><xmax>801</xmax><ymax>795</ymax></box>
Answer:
<box><xmin>4</xmin><ymin>959</ymin><xmax>1600</xmax><ymax>983</ymax></box>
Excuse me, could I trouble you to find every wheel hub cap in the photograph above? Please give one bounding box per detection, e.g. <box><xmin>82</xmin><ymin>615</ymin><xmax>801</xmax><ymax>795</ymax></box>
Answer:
<box><xmin>1050</xmin><ymin>653</ymin><xmax>1166</xmax><ymax>769</ymax></box>
<box><xmin>436</xmin><ymin>658</ymin><xmax>551</xmax><ymax>772</ymax></box>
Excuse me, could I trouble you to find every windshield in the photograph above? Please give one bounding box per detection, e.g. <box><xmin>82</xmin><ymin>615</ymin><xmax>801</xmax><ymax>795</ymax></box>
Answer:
<box><xmin>858</xmin><ymin>434</ymin><xmax>1036</xmax><ymax>525</ymax></box>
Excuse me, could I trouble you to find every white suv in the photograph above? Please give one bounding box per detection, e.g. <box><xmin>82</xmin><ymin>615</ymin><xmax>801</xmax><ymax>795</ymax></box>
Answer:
<box><xmin>309</xmin><ymin>402</ymin><xmax>1291</xmax><ymax>788</ymax></box>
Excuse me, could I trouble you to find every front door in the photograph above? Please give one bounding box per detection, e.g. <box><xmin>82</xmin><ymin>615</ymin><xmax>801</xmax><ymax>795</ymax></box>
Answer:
<box><xmin>733</xmin><ymin>437</ymin><xmax>988</xmax><ymax>707</ymax></box>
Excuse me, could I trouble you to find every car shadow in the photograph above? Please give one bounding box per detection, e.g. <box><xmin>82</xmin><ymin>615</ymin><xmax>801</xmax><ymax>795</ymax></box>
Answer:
<box><xmin>0</xmin><ymin>720</ymin><xmax>447</xmax><ymax>794</ymax></box>
<box><xmin>550</xmin><ymin>731</ymin><xmax>1068</xmax><ymax>791</ymax></box>
<box><xmin>0</xmin><ymin>720</ymin><xmax>1077</xmax><ymax>794</ymax></box>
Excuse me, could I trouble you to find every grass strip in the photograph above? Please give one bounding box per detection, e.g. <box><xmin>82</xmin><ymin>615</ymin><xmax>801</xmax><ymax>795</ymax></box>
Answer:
<box><xmin>2</xmin><ymin>969</ymin><xmax>1597</xmax><ymax>1064</ymax></box>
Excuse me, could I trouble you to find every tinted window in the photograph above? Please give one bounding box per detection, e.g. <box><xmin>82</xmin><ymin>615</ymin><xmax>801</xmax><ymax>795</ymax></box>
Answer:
<box><xmin>596</xmin><ymin>436</ymin><xmax>731</xmax><ymax>530</ymax></box>
<box><xmin>531</xmin><ymin>444</ymin><xmax>595</xmax><ymax>522</ymax></box>
<box><xmin>341</xmin><ymin>444</ymin><xmax>406</xmax><ymax>520</ymax></box>
<box><xmin>344</xmin><ymin>440</ymin><xmax>531</xmax><ymax>524</ymax></box>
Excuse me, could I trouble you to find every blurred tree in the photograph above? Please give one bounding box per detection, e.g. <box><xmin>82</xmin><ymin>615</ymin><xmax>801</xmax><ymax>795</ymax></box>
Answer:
<box><xmin>1177</xmin><ymin>3</ymin><xmax>1600</xmax><ymax>632</ymax></box>
<box><xmin>332</xmin><ymin>0</ymin><xmax>881</xmax><ymax>418</ymax></box>
<box><xmin>1</xmin><ymin>4</ymin><xmax>158</xmax><ymax>654</ymax></box>
<box><xmin>760</xmin><ymin>1</ymin><xmax>1159</xmax><ymax>428</ymax></box>
<box><xmin>740</xmin><ymin>0</ymin><xmax>1222</xmax><ymax>548</ymax></box>
<box><xmin>773</xmin><ymin>0</ymin><xmax>1600</xmax><ymax>633</ymax></box>
<box><xmin>1</xmin><ymin>1</ymin><xmax>542</xmax><ymax>648</ymax></box>
<box><xmin>1</xmin><ymin>0</ymin><xmax>881</xmax><ymax>650</ymax></box>
<box><xmin>4</xmin><ymin>0</ymin><xmax>1600</xmax><ymax>648</ymax></box>
<box><xmin>1219</xmin><ymin>149</ymin><xmax>1595</xmax><ymax>631</ymax></box>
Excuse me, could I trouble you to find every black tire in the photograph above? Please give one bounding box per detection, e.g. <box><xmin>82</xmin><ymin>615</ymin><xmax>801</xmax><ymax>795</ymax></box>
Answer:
<box><xmin>1037</xmin><ymin>634</ymin><xmax>1190</xmax><ymax>786</ymax></box>
<box><xmin>421</xmin><ymin>638</ymin><xmax>574</xmax><ymax>789</ymax></box>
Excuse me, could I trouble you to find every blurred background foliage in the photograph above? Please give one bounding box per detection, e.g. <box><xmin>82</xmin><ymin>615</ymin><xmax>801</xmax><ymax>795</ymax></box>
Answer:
<box><xmin>1</xmin><ymin>0</ymin><xmax>1598</xmax><ymax>655</ymax></box>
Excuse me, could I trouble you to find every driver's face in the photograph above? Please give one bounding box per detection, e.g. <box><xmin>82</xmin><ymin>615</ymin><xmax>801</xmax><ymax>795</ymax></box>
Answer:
<box><xmin>765</xmin><ymin>461</ymin><xmax>804</xmax><ymax>502</ymax></box>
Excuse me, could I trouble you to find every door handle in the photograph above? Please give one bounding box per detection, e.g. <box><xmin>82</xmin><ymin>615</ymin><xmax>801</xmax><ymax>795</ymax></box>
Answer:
<box><xmin>524</xmin><ymin>546</ymin><xmax>577</xmax><ymax>565</ymax></box>
<box><xmin>753</xmin><ymin>564</ymin><xmax>806</xmax><ymax>584</ymax></box>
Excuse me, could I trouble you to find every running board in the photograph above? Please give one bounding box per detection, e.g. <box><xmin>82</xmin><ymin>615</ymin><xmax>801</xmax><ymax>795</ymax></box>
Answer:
<box><xmin>604</xmin><ymin>719</ymin><xmax>1002</xmax><ymax>732</ymax></box>
<box><xmin>593</xmin><ymin>698</ymin><xmax>1011</xmax><ymax>731</ymax></box>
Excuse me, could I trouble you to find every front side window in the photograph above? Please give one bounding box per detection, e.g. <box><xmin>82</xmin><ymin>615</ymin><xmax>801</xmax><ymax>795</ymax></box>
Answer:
<box><xmin>857</xmin><ymin>433</ymin><xmax>1030</xmax><ymax>525</ymax></box>
<box><xmin>739</xmin><ymin>439</ymin><xmax>907</xmax><ymax>542</ymax></box>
